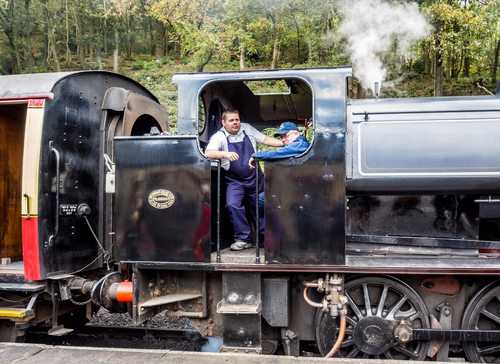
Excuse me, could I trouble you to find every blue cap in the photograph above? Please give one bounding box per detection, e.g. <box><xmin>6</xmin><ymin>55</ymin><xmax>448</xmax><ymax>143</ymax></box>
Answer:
<box><xmin>274</xmin><ymin>121</ymin><xmax>298</xmax><ymax>136</ymax></box>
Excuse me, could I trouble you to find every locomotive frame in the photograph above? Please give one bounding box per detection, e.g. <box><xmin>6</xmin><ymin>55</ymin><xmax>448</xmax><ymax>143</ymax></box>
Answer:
<box><xmin>1</xmin><ymin>68</ymin><xmax>500</xmax><ymax>362</ymax></box>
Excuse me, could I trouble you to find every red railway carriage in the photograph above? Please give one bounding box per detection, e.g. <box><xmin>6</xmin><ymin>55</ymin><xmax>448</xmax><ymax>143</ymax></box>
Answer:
<box><xmin>0</xmin><ymin>71</ymin><xmax>167</xmax><ymax>334</ymax></box>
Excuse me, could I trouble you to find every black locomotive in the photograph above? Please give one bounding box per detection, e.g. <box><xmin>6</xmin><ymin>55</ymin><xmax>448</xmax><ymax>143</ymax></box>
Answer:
<box><xmin>1</xmin><ymin>68</ymin><xmax>500</xmax><ymax>362</ymax></box>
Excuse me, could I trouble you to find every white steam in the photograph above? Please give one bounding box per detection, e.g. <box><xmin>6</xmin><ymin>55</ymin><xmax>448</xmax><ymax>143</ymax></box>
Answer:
<box><xmin>337</xmin><ymin>0</ymin><xmax>431</xmax><ymax>93</ymax></box>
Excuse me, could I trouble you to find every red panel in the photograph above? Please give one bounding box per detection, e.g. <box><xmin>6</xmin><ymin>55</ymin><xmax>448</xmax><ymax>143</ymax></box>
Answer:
<box><xmin>22</xmin><ymin>217</ymin><xmax>41</xmax><ymax>280</ymax></box>
<box><xmin>28</xmin><ymin>98</ymin><xmax>45</xmax><ymax>108</ymax></box>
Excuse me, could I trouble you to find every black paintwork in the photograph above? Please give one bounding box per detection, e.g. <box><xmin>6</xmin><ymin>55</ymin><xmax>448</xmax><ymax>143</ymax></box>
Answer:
<box><xmin>114</xmin><ymin>136</ymin><xmax>211</xmax><ymax>263</ymax></box>
<box><xmin>39</xmin><ymin>72</ymin><xmax>158</xmax><ymax>278</ymax></box>
<box><xmin>347</xmin><ymin>195</ymin><xmax>479</xmax><ymax>240</ymax></box>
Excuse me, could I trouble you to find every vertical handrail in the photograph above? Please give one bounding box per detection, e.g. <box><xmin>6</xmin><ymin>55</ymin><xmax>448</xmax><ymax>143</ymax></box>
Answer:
<box><xmin>48</xmin><ymin>140</ymin><xmax>60</xmax><ymax>245</ymax></box>
<box><xmin>23</xmin><ymin>193</ymin><xmax>31</xmax><ymax>218</ymax></box>
<box><xmin>255</xmin><ymin>157</ymin><xmax>260</xmax><ymax>264</ymax></box>
<box><xmin>216</xmin><ymin>161</ymin><xmax>221</xmax><ymax>263</ymax></box>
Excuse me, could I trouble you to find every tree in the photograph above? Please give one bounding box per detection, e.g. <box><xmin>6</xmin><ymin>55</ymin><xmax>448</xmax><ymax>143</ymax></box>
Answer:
<box><xmin>0</xmin><ymin>0</ymin><xmax>22</xmax><ymax>72</ymax></box>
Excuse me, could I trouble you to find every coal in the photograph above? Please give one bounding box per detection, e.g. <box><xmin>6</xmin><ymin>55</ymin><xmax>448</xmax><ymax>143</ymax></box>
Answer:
<box><xmin>89</xmin><ymin>307</ymin><xmax>194</xmax><ymax>330</ymax></box>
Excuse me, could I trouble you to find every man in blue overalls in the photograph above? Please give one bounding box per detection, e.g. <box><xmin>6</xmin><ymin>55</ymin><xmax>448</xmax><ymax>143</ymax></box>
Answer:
<box><xmin>205</xmin><ymin>109</ymin><xmax>284</xmax><ymax>250</ymax></box>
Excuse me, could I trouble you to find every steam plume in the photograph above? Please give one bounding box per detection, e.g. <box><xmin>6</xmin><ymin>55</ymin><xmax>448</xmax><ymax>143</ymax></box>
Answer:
<box><xmin>336</xmin><ymin>0</ymin><xmax>431</xmax><ymax>93</ymax></box>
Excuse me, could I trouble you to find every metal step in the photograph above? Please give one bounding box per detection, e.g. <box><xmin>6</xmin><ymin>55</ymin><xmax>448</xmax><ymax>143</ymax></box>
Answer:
<box><xmin>0</xmin><ymin>282</ymin><xmax>46</xmax><ymax>292</ymax></box>
<box><xmin>48</xmin><ymin>325</ymin><xmax>74</xmax><ymax>336</ymax></box>
<box><xmin>221</xmin><ymin>272</ymin><xmax>262</xmax><ymax>351</ymax></box>
<box><xmin>0</xmin><ymin>293</ymin><xmax>39</xmax><ymax>320</ymax></box>
<box><xmin>0</xmin><ymin>307</ymin><xmax>33</xmax><ymax>319</ymax></box>
<box><xmin>217</xmin><ymin>301</ymin><xmax>261</xmax><ymax>314</ymax></box>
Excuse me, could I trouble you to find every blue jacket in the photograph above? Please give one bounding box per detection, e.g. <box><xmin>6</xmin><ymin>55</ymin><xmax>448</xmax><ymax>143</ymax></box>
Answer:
<box><xmin>253</xmin><ymin>135</ymin><xmax>310</xmax><ymax>160</ymax></box>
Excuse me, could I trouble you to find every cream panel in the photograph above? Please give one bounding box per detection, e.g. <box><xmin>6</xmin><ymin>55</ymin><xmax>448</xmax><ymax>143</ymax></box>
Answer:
<box><xmin>21</xmin><ymin>107</ymin><xmax>44</xmax><ymax>216</ymax></box>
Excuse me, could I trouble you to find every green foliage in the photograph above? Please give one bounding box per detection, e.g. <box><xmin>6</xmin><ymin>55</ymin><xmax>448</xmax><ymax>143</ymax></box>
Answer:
<box><xmin>420</xmin><ymin>0</ymin><xmax>498</xmax><ymax>84</ymax></box>
<box><xmin>0</xmin><ymin>0</ymin><xmax>496</xmax><ymax>97</ymax></box>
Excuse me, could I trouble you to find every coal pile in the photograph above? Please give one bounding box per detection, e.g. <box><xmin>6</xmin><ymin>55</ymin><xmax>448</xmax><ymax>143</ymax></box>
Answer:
<box><xmin>89</xmin><ymin>307</ymin><xmax>194</xmax><ymax>330</ymax></box>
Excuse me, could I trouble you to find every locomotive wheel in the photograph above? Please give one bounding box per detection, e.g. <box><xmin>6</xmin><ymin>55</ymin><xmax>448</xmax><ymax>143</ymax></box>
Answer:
<box><xmin>315</xmin><ymin>276</ymin><xmax>430</xmax><ymax>360</ymax></box>
<box><xmin>462</xmin><ymin>282</ymin><xmax>500</xmax><ymax>363</ymax></box>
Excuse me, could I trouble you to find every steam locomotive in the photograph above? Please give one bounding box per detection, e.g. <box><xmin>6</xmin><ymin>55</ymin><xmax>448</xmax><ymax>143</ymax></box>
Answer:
<box><xmin>1</xmin><ymin>68</ymin><xmax>500</xmax><ymax>362</ymax></box>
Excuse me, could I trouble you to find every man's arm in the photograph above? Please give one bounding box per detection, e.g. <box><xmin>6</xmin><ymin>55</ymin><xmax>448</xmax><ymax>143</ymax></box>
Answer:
<box><xmin>244</xmin><ymin>123</ymin><xmax>283</xmax><ymax>147</ymax></box>
<box><xmin>253</xmin><ymin>144</ymin><xmax>296</xmax><ymax>161</ymax></box>
<box><xmin>262</xmin><ymin>135</ymin><xmax>284</xmax><ymax>147</ymax></box>
<box><xmin>205</xmin><ymin>150</ymin><xmax>239</xmax><ymax>161</ymax></box>
<box><xmin>252</xmin><ymin>138</ymin><xmax>310</xmax><ymax>161</ymax></box>
<box><xmin>205</xmin><ymin>132</ymin><xmax>239</xmax><ymax>161</ymax></box>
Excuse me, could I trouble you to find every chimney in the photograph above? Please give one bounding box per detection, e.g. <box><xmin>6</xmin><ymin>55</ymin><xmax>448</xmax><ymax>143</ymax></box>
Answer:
<box><xmin>374</xmin><ymin>82</ymin><xmax>381</xmax><ymax>99</ymax></box>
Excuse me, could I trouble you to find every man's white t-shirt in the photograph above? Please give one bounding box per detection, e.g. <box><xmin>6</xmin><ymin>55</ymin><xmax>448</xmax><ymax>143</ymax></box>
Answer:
<box><xmin>206</xmin><ymin>123</ymin><xmax>266</xmax><ymax>170</ymax></box>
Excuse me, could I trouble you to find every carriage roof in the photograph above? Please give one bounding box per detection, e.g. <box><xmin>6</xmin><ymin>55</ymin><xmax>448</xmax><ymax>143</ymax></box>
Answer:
<box><xmin>0</xmin><ymin>71</ymin><xmax>157</xmax><ymax>102</ymax></box>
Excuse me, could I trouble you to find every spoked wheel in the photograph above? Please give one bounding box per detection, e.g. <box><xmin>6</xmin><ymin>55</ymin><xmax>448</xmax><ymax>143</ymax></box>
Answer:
<box><xmin>462</xmin><ymin>282</ymin><xmax>500</xmax><ymax>363</ymax></box>
<box><xmin>315</xmin><ymin>276</ymin><xmax>430</xmax><ymax>360</ymax></box>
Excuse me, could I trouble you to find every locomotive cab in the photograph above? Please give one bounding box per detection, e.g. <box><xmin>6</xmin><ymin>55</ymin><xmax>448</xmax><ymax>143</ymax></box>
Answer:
<box><xmin>115</xmin><ymin>68</ymin><xmax>349</xmax><ymax>266</ymax></box>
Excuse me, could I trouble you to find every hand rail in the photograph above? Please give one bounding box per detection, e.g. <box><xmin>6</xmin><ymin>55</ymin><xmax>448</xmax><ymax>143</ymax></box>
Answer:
<box><xmin>255</xmin><ymin>157</ymin><xmax>261</xmax><ymax>264</ymax></box>
<box><xmin>48</xmin><ymin>140</ymin><xmax>60</xmax><ymax>245</ymax></box>
<box><xmin>216</xmin><ymin>161</ymin><xmax>221</xmax><ymax>263</ymax></box>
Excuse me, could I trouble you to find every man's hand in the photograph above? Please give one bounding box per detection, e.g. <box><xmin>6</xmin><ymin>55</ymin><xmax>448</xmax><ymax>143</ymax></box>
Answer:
<box><xmin>225</xmin><ymin>151</ymin><xmax>239</xmax><ymax>161</ymax></box>
<box><xmin>248</xmin><ymin>157</ymin><xmax>255</xmax><ymax>169</ymax></box>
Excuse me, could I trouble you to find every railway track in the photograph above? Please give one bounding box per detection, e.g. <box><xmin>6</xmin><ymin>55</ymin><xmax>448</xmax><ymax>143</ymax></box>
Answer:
<box><xmin>23</xmin><ymin>324</ymin><xmax>206</xmax><ymax>351</ymax></box>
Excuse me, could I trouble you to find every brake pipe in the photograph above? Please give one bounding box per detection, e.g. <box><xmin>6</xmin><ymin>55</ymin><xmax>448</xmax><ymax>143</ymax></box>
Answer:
<box><xmin>303</xmin><ymin>286</ymin><xmax>324</xmax><ymax>308</ymax></box>
<box><xmin>325</xmin><ymin>308</ymin><xmax>347</xmax><ymax>358</ymax></box>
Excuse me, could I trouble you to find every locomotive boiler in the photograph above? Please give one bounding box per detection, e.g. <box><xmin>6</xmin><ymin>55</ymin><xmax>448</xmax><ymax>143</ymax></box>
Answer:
<box><xmin>1</xmin><ymin>67</ymin><xmax>500</xmax><ymax>362</ymax></box>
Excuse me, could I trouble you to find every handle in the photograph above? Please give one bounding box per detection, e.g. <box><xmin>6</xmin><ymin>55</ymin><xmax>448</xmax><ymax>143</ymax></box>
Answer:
<box><xmin>23</xmin><ymin>193</ymin><xmax>31</xmax><ymax>218</ymax></box>
<box><xmin>474</xmin><ymin>196</ymin><xmax>500</xmax><ymax>204</ymax></box>
<box><xmin>48</xmin><ymin>141</ymin><xmax>60</xmax><ymax>243</ymax></box>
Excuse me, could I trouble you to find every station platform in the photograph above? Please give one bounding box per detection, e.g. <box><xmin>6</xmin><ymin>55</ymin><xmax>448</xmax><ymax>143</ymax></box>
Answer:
<box><xmin>0</xmin><ymin>343</ymin><xmax>466</xmax><ymax>364</ymax></box>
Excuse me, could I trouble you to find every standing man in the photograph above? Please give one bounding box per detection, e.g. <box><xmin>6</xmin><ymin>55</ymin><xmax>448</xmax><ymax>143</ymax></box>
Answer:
<box><xmin>205</xmin><ymin>109</ymin><xmax>284</xmax><ymax>251</ymax></box>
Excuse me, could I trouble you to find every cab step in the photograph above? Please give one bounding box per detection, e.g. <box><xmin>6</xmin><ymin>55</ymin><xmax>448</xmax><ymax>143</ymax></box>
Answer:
<box><xmin>0</xmin><ymin>293</ymin><xmax>39</xmax><ymax>320</ymax></box>
<box><xmin>219</xmin><ymin>272</ymin><xmax>262</xmax><ymax>353</ymax></box>
<box><xmin>0</xmin><ymin>307</ymin><xmax>33</xmax><ymax>319</ymax></box>
<box><xmin>0</xmin><ymin>282</ymin><xmax>46</xmax><ymax>292</ymax></box>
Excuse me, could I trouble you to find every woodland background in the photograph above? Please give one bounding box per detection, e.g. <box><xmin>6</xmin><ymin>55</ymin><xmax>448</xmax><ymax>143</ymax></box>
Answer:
<box><xmin>0</xmin><ymin>0</ymin><xmax>498</xmax><ymax>115</ymax></box>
